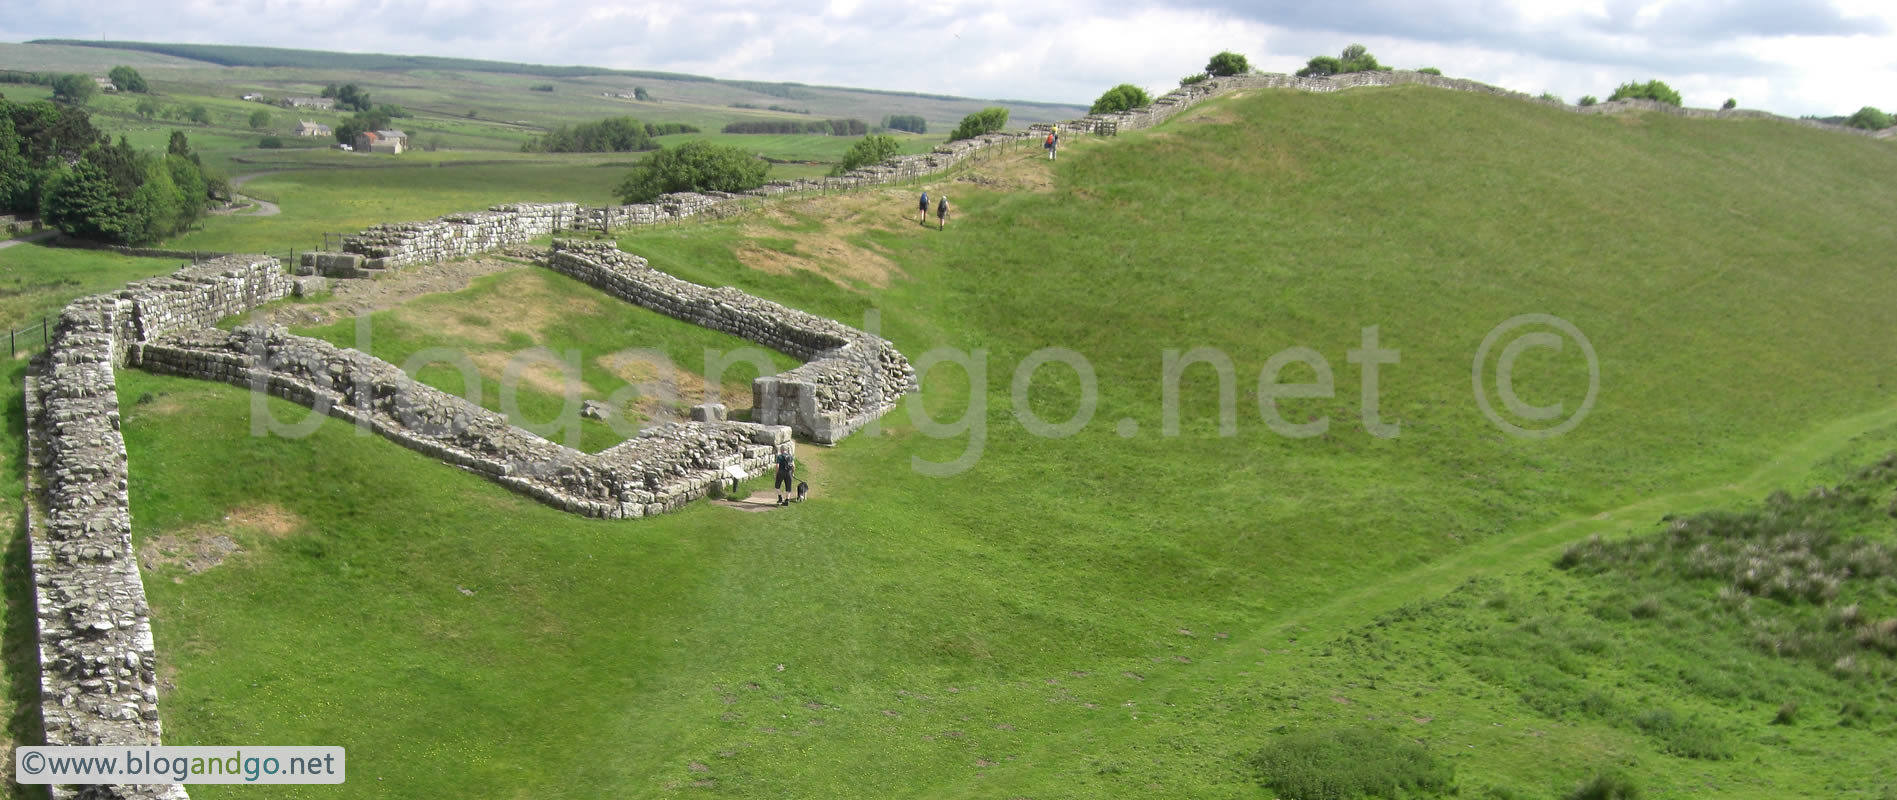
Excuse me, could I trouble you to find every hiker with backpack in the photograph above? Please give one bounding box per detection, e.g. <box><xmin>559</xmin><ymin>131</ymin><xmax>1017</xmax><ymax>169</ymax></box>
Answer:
<box><xmin>937</xmin><ymin>194</ymin><xmax>949</xmax><ymax>230</ymax></box>
<box><xmin>918</xmin><ymin>190</ymin><xmax>930</xmax><ymax>224</ymax></box>
<box><xmin>1045</xmin><ymin>126</ymin><xmax>1058</xmax><ymax>160</ymax></box>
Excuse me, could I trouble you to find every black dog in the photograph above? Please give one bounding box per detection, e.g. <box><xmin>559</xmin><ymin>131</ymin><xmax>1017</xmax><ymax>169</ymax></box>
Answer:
<box><xmin>796</xmin><ymin>481</ymin><xmax>809</xmax><ymax>502</ymax></box>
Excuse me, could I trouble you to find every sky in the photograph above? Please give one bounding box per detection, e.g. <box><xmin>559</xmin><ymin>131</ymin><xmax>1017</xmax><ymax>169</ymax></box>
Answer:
<box><xmin>5</xmin><ymin>0</ymin><xmax>1894</xmax><ymax>118</ymax></box>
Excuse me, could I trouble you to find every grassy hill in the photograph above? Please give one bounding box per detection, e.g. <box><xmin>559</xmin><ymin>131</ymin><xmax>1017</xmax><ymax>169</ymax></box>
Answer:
<box><xmin>5</xmin><ymin>83</ymin><xmax>1897</xmax><ymax>799</ymax></box>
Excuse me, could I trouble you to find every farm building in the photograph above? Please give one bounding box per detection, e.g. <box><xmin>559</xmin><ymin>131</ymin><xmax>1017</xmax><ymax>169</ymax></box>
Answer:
<box><xmin>282</xmin><ymin>96</ymin><xmax>334</xmax><ymax>110</ymax></box>
<box><xmin>353</xmin><ymin>129</ymin><xmax>408</xmax><ymax>154</ymax></box>
<box><xmin>294</xmin><ymin>121</ymin><xmax>332</xmax><ymax>137</ymax></box>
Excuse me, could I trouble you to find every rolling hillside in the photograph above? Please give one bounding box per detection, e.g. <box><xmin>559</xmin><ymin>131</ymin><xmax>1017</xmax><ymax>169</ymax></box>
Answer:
<box><xmin>6</xmin><ymin>81</ymin><xmax>1897</xmax><ymax>798</ymax></box>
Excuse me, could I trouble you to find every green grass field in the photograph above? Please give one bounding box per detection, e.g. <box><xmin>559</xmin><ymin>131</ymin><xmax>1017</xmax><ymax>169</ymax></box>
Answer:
<box><xmin>5</xmin><ymin>82</ymin><xmax>1897</xmax><ymax>799</ymax></box>
<box><xmin>289</xmin><ymin>267</ymin><xmax>801</xmax><ymax>452</ymax></box>
<box><xmin>164</xmin><ymin>164</ymin><xmax>630</xmax><ymax>253</ymax></box>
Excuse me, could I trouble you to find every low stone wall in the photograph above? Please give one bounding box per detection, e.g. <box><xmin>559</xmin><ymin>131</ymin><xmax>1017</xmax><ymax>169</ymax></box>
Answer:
<box><xmin>130</xmin><ymin>324</ymin><xmax>794</xmax><ymax>519</ymax></box>
<box><xmin>543</xmin><ymin>241</ymin><xmax>916</xmax><ymax>444</ymax></box>
<box><xmin>22</xmin><ymin>256</ymin><xmax>288</xmax><ymax>800</ymax></box>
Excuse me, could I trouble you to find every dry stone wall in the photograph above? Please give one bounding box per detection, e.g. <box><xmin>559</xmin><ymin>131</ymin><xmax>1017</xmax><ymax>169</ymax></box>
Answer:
<box><xmin>543</xmin><ymin>241</ymin><xmax>916</xmax><ymax>443</ymax></box>
<box><xmin>23</xmin><ymin>256</ymin><xmax>288</xmax><ymax>800</ymax></box>
<box><xmin>130</xmin><ymin>324</ymin><xmax>794</xmax><ymax>520</ymax></box>
<box><xmin>305</xmin><ymin>68</ymin><xmax>1886</xmax><ymax>277</ymax></box>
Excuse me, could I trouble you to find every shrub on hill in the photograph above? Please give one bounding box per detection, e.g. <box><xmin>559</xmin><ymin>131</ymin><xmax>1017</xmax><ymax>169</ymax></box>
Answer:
<box><xmin>249</xmin><ymin>109</ymin><xmax>272</xmax><ymax>130</ymax></box>
<box><xmin>1417</xmin><ymin>67</ymin><xmax>1442</xmax><ymax>75</ymax></box>
<box><xmin>1298</xmin><ymin>44</ymin><xmax>1390</xmax><ymax>77</ymax></box>
<box><xmin>1205</xmin><ymin>50</ymin><xmax>1249</xmax><ymax>77</ymax></box>
<box><xmin>1179</xmin><ymin>72</ymin><xmax>1209</xmax><ymax>86</ymax></box>
<box><xmin>1579</xmin><ymin>95</ymin><xmax>1598</xmax><ymax>107</ymax></box>
<box><xmin>530</xmin><ymin>84</ymin><xmax>554</xmax><ymax>92</ymax></box>
<box><xmin>1845</xmin><ymin>106</ymin><xmax>1890</xmax><ymax>130</ymax></box>
<box><xmin>1539</xmin><ymin>92</ymin><xmax>1564</xmax><ymax>104</ymax></box>
<box><xmin>258</xmin><ymin>136</ymin><xmax>283</xmax><ymax>149</ymax></box>
<box><xmin>948</xmin><ymin>106</ymin><xmax>1008</xmax><ymax>142</ymax></box>
<box><xmin>634</xmin><ymin>87</ymin><xmax>650</xmax><ymax>101</ymax></box>
<box><xmin>615</xmin><ymin>140</ymin><xmax>769</xmax><ymax>202</ymax></box>
<box><xmin>1607</xmin><ymin>80</ymin><xmax>1682</xmax><ymax>107</ymax></box>
<box><xmin>108</xmin><ymin>65</ymin><xmax>149</xmax><ymax>93</ymax></box>
<box><xmin>1089</xmin><ymin>83</ymin><xmax>1152</xmax><ymax>114</ymax></box>
<box><xmin>1722</xmin><ymin>98</ymin><xmax>1737</xmax><ymax>110</ymax></box>
<box><xmin>831</xmin><ymin>133</ymin><xmax>901</xmax><ymax>176</ymax></box>
<box><xmin>1251</xmin><ymin>727</ymin><xmax>1454</xmax><ymax>800</ymax></box>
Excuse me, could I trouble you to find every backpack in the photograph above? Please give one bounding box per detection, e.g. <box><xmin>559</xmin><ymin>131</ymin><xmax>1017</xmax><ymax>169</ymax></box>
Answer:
<box><xmin>776</xmin><ymin>452</ymin><xmax>793</xmax><ymax>470</ymax></box>
<box><xmin>1045</xmin><ymin>133</ymin><xmax>1054</xmax><ymax>147</ymax></box>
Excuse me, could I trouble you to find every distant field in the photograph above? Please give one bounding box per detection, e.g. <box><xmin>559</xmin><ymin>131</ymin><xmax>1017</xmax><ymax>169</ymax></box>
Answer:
<box><xmin>0</xmin><ymin>244</ymin><xmax>184</xmax><ymax>328</ymax></box>
<box><xmin>165</xmin><ymin>164</ymin><xmax>629</xmax><ymax>252</ymax></box>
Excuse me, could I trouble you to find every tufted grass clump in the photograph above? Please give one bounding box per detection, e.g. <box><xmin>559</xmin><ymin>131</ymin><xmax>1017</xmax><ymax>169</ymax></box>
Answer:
<box><xmin>1252</xmin><ymin>727</ymin><xmax>1455</xmax><ymax>799</ymax></box>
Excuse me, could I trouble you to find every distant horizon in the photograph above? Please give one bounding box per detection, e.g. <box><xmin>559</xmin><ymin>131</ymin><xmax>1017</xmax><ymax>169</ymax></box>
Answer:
<box><xmin>3</xmin><ymin>1</ymin><xmax>1893</xmax><ymax>118</ymax></box>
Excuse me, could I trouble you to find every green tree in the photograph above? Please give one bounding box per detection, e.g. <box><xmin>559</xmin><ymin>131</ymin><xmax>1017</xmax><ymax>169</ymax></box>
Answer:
<box><xmin>1089</xmin><ymin>83</ymin><xmax>1152</xmax><ymax>114</ymax></box>
<box><xmin>947</xmin><ymin>106</ymin><xmax>1009</xmax><ymax>142</ymax></box>
<box><xmin>320</xmin><ymin>84</ymin><xmax>339</xmax><ymax>98</ymax></box>
<box><xmin>107</xmin><ymin>65</ymin><xmax>149</xmax><ymax>93</ymax></box>
<box><xmin>616</xmin><ymin>141</ymin><xmax>769</xmax><ymax>202</ymax></box>
<box><xmin>1180</xmin><ymin>72</ymin><xmax>1209</xmax><ymax>86</ymax></box>
<box><xmin>1297</xmin><ymin>56</ymin><xmax>1343</xmax><ymax>78</ymax></box>
<box><xmin>0</xmin><ymin>110</ymin><xmax>33</xmax><ymax>212</ymax></box>
<box><xmin>135</xmin><ymin>98</ymin><xmax>159</xmax><ymax>119</ymax></box>
<box><xmin>1416</xmin><ymin>67</ymin><xmax>1443</xmax><ymax>75</ymax></box>
<box><xmin>882</xmin><ymin>114</ymin><xmax>926</xmax><ymax>134</ymax></box>
<box><xmin>335</xmin><ymin>83</ymin><xmax>371</xmax><ymax>112</ymax></box>
<box><xmin>831</xmin><ymin>134</ymin><xmax>901</xmax><ymax>176</ymax></box>
<box><xmin>1845</xmin><ymin>106</ymin><xmax>1891</xmax><ymax>130</ymax></box>
<box><xmin>634</xmin><ymin>87</ymin><xmax>651</xmax><ymax>101</ymax></box>
<box><xmin>249</xmin><ymin>109</ymin><xmax>272</xmax><ymax>130</ymax></box>
<box><xmin>168</xmin><ymin>131</ymin><xmax>193</xmax><ymax>159</ymax></box>
<box><xmin>1205</xmin><ymin>51</ymin><xmax>1249</xmax><ymax>77</ymax></box>
<box><xmin>258</xmin><ymin>135</ymin><xmax>284</xmax><ymax>149</ymax></box>
<box><xmin>1539</xmin><ymin>92</ymin><xmax>1564</xmax><ymax>104</ymax></box>
<box><xmin>1607</xmin><ymin>80</ymin><xmax>1682</xmax><ymax>107</ymax></box>
<box><xmin>51</xmin><ymin>73</ymin><xmax>95</xmax><ymax>106</ymax></box>
<box><xmin>1579</xmin><ymin>95</ymin><xmax>1599</xmax><ymax>107</ymax></box>
<box><xmin>164</xmin><ymin>153</ymin><xmax>207</xmax><ymax>225</ymax></box>
<box><xmin>40</xmin><ymin>159</ymin><xmax>129</xmax><ymax>240</ymax></box>
<box><xmin>186</xmin><ymin>105</ymin><xmax>211</xmax><ymax>125</ymax></box>
<box><xmin>126</xmin><ymin>158</ymin><xmax>181</xmax><ymax>244</ymax></box>
<box><xmin>1722</xmin><ymin>98</ymin><xmax>1737</xmax><ymax>110</ymax></box>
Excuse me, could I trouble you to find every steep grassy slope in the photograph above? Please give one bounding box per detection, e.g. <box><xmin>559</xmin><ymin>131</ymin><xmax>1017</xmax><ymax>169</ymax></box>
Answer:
<box><xmin>47</xmin><ymin>85</ymin><xmax>1897</xmax><ymax>799</ymax></box>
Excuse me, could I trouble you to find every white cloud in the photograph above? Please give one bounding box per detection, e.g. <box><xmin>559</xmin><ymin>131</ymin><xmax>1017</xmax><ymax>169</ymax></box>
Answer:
<box><xmin>3</xmin><ymin>0</ymin><xmax>1892</xmax><ymax>116</ymax></box>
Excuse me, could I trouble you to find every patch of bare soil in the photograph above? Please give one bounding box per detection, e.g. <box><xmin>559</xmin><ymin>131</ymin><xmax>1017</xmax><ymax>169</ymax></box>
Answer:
<box><xmin>469</xmin><ymin>347</ymin><xmax>595</xmax><ymax>398</ymax></box>
<box><xmin>711</xmin><ymin>491</ymin><xmax>790</xmax><ymax>513</ymax></box>
<box><xmin>138</xmin><ymin>503</ymin><xmax>304</xmax><ymax>576</ymax></box>
<box><xmin>597</xmin><ymin>349</ymin><xmax>743</xmax><ymax>421</ymax></box>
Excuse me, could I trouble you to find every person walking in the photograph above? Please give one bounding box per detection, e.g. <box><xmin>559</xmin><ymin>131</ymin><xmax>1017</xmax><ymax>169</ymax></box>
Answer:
<box><xmin>918</xmin><ymin>190</ymin><xmax>930</xmax><ymax>224</ymax></box>
<box><xmin>774</xmin><ymin>449</ymin><xmax>795</xmax><ymax>504</ymax></box>
<box><xmin>1047</xmin><ymin>125</ymin><xmax>1059</xmax><ymax>160</ymax></box>
<box><xmin>937</xmin><ymin>194</ymin><xmax>949</xmax><ymax>230</ymax></box>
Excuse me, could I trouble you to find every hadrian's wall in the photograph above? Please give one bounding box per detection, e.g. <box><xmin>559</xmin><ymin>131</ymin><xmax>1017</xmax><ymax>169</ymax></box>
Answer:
<box><xmin>23</xmin><ymin>241</ymin><xmax>912</xmax><ymax>790</ymax></box>
<box><xmin>305</xmin><ymin>68</ymin><xmax>1890</xmax><ymax>283</ymax></box>
<box><xmin>23</xmin><ymin>256</ymin><xmax>290</xmax><ymax>800</ymax></box>
<box><xmin>130</xmin><ymin>324</ymin><xmax>795</xmax><ymax>519</ymax></box>
<box><xmin>542</xmin><ymin>240</ymin><xmax>916</xmax><ymax>444</ymax></box>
